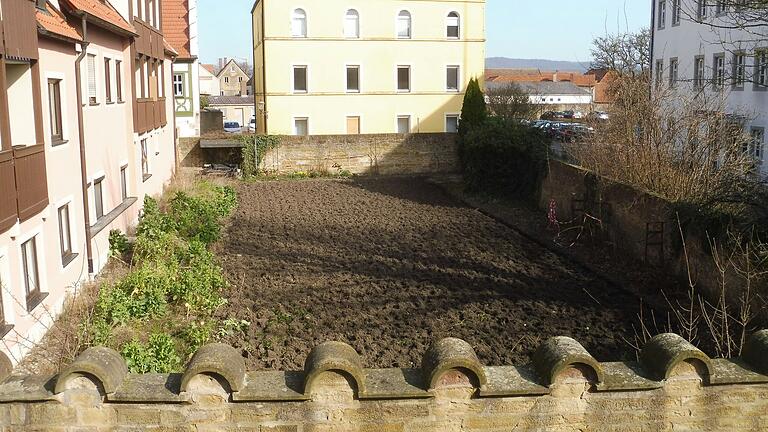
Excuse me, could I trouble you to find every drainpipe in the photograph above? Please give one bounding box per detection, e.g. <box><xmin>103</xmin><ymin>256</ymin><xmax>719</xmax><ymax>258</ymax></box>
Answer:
<box><xmin>74</xmin><ymin>16</ymin><xmax>94</xmax><ymax>275</ymax></box>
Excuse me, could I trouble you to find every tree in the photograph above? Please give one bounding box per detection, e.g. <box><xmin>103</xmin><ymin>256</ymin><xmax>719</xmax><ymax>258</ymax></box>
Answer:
<box><xmin>458</xmin><ymin>77</ymin><xmax>487</xmax><ymax>136</ymax></box>
<box><xmin>590</xmin><ymin>28</ymin><xmax>651</xmax><ymax>78</ymax></box>
<box><xmin>485</xmin><ymin>83</ymin><xmax>538</xmax><ymax>121</ymax></box>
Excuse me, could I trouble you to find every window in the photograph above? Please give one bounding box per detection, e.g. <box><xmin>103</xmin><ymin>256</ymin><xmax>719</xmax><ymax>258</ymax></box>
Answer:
<box><xmin>655</xmin><ymin>59</ymin><xmax>664</xmax><ymax>86</ymax></box>
<box><xmin>446</xmin><ymin>66</ymin><xmax>460</xmax><ymax>91</ymax></box>
<box><xmin>58</xmin><ymin>204</ymin><xmax>73</xmax><ymax>265</ymax></box>
<box><xmin>749</xmin><ymin>128</ymin><xmax>765</xmax><ymax>164</ymax></box>
<box><xmin>94</xmin><ymin>177</ymin><xmax>104</xmax><ymax>220</ymax></box>
<box><xmin>120</xmin><ymin>165</ymin><xmax>128</xmax><ymax>201</ymax></box>
<box><xmin>756</xmin><ymin>50</ymin><xmax>768</xmax><ymax>88</ymax></box>
<box><xmin>694</xmin><ymin>56</ymin><xmax>705</xmax><ymax>88</ymax></box>
<box><xmin>116</xmin><ymin>60</ymin><xmax>123</xmax><ymax>102</ymax></box>
<box><xmin>345</xmin><ymin>9</ymin><xmax>359</xmax><ymax>38</ymax></box>
<box><xmin>224</xmin><ymin>76</ymin><xmax>229</xmax><ymax>84</ymax></box>
<box><xmin>713</xmin><ymin>54</ymin><xmax>726</xmax><ymax>87</ymax></box>
<box><xmin>141</xmin><ymin>139</ymin><xmax>150</xmax><ymax>180</ymax></box>
<box><xmin>734</xmin><ymin>52</ymin><xmax>746</xmax><ymax>87</ymax></box>
<box><xmin>672</xmin><ymin>0</ymin><xmax>681</xmax><ymax>24</ymax></box>
<box><xmin>397</xmin><ymin>10</ymin><xmax>411</xmax><ymax>39</ymax></box>
<box><xmin>346</xmin><ymin>66</ymin><xmax>360</xmax><ymax>92</ymax></box>
<box><xmin>294</xmin><ymin>117</ymin><xmax>308</xmax><ymax>136</ymax></box>
<box><xmin>446</xmin><ymin>115</ymin><xmax>459</xmax><ymax>133</ymax></box>
<box><xmin>173</xmin><ymin>73</ymin><xmax>184</xmax><ymax>97</ymax></box>
<box><xmin>397</xmin><ymin>66</ymin><xmax>410</xmax><ymax>92</ymax></box>
<box><xmin>238</xmin><ymin>76</ymin><xmax>243</xmax><ymax>82</ymax></box>
<box><xmin>48</xmin><ymin>79</ymin><xmax>63</xmax><ymax>143</ymax></box>
<box><xmin>346</xmin><ymin>116</ymin><xmax>360</xmax><ymax>134</ymax></box>
<box><xmin>293</xmin><ymin>66</ymin><xmax>307</xmax><ymax>93</ymax></box>
<box><xmin>669</xmin><ymin>58</ymin><xmax>678</xmax><ymax>87</ymax></box>
<box><xmin>397</xmin><ymin>115</ymin><xmax>411</xmax><ymax>134</ymax></box>
<box><xmin>697</xmin><ymin>0</ymin><xmax>707</xmax><ymax>19</ymax></box>
<box><xmin>104</xmin><ymin>59</ymin><xmax>112</xmax><ymax>103</ymax></box>
<box><xmin>87</xmin><ymin>53</ymin><xmax>97</xmax><ymax>104</ymax></box>
<box><xmin>292</xmin><ymin>8</ymin><xmax>307</xmax><ymax>37</ymax></box>
<box><xmin>447</xmin><ymin>12</ymin><xmax>460</xmax><ymax>38</ymax></box>
<box><xmin>658</xmin><ymin>0</ymin><xmax>666</xmax><ymax>29</ymax></box>
<box><xmin>21</xmin><ymin>237</ymin><xmax>40</xmax><ymax>309</ymax></box>
<box><xmin>716</xmin><ymin>0</ymin><xmax>727</xmax><ymax>14</ymax></box>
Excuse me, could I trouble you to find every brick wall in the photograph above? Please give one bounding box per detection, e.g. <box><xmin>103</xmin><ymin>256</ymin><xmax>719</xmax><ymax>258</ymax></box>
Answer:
<box><xmin>261</xmin><ymin>133</ymin><xmax>459</xmax><ymax>175</ymax></box>
<box><xmin>2</xmin><ymin>332</ymin><xmax>768</xmax><ymax>430</ymax></box>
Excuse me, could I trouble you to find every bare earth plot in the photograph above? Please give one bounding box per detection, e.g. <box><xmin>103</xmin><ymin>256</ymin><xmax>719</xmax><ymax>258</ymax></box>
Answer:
<box><xmin>215</xmin><ymin>177</ymin><xmax>639</xmax><ymax>371</ymax></box>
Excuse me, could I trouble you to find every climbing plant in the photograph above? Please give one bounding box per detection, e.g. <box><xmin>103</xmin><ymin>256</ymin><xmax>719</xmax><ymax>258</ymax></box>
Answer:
<box><xmin>240</xmin><ymin>135</ymin><xmax>281</xmax><ymax>177</ymax></box>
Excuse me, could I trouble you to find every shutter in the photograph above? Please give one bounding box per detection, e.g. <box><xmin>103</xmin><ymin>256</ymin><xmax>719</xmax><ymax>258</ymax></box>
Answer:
<box><xmin>87</xmin><ymin>54</ymin><xmax>97</xmax><ymax>98</ymax></box>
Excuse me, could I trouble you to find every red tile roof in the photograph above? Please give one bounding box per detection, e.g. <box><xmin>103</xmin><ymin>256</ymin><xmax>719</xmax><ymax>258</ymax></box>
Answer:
<box><xmin>485</xmin><ymin>69</ymin><xmax>598</xmax><ymax>88</ymax></box>
<box><xmin>161</xmin><ymin>0</ymin><xmax>192</xmax><ymax>59</ymax></box>
<box><xmin>201</xmin><ymin>64</ymin><xmax>216</xmax><ymax>75</ymax></box>
<box><xmin>164</xmin><ymin>38</ymin><xmax>178</xmax><ymax>56</ymax></box>
<box><xmin>37</xmin><ymin>2</ymin><xmax>82</xmax><ymax>42</ymax></box>
<box><xmin>60</xmin><ymin>0</ymin><xmax>135</xmax><ymax>35</ymax></box>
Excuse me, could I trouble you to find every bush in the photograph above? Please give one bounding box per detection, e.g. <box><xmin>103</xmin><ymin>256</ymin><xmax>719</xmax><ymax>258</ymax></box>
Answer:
<box><xmin>460</xmin><ymin>117</ymin><xmax>548</xmax><ymax>200</ymax></box>
<box><xmin>121</xmin><ymin>333</ymin><xmax>181</xmax><ymax>373</ymax></box>
<box><xmin>108</xmin><ymin>230</ymin><xmax>130</xmax><ymax>258</ymax></box>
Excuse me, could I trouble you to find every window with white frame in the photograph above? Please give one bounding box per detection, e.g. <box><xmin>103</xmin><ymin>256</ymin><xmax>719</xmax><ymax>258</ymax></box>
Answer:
<box><xmin>446</xmin><ymin>66</ymin><xmax>460</xmax><ymax>91</ymax></box>
<box><xmin>87</xmin><ymin>53</ymin><xmax>97</xmax><ymax>104</ymax></box>
<box><xmin>669</xmin><ymin>58</ymin><xmax>678</xmax><ymax>87</ymax></box>
<box><xmin>713</xmin><ymin>54</ymin><xmax>726</xmax><ymax>87</ymax></box>
<box><xmin>173</xmin><ymin>73</ymin><xmax>184</xmax><ymax>97</ymax></box>
<box><xmin>756</xmin><ymin>50</ymin><xmax>768</xmax><ymax>88</ymax></box>
<box><xmin>346</xmin><ymin>65</ymin><xmax>360</xmax><ymax>92</ymax></box>
<box><xmin>716</xmin><ymin>0</ymin><xmax>727</xmax><ymax>14</ymax></box>
<box><xmin>345</xmin><ymin>9</ymin><xmax>359</xmax><ymax>38</ymax></box>
<box><xmin>697</xmin><ymin>0</ymin><xmax>708</xmax><ymax>19</ymax></box>
<box><xmin>734</xmin><ymin>52</ymin><xmax>746</xmax><ymax>87</ymax></box>
<box><xmin>292</xmin><ymin>8</ymin><xmax>307</xmax><ymax>37</ymax></box>
<box><xmin>294</xmin><ymin>117</ymin><xmax>308</xmax><ymax>136</ymax></box>
<box><xmin>21</xmin><ymin>236</ymin><xmax>41</xmax><ymax>310</ymax></box>
<box><xmin>93</xmin><ymin>177</ymin><xmax>105</xmax><ymax>220</ymax></box>
<box><xmin>141</xmin><ymin>139</ymin><xmax>150</xmax><ymax>180</ymax></box>
<box><xmin>446</xmin><ymin>115</ymin><xmax>459</xmax><ymax>133</ymax></box>
<box><xmin>655</xmin><ymin>59</ymin><xmax>664</xmax><ymax>87</ymax></box>
<box><xmin>658</xmin><ymin>0</ymin><xmax>666</xmax><ymax>29</ymax></box>
<box><xmin>446</xmin><ymin>12</ymin><xmax>459</xmax><ymax>38</ymax></box>
<box><xmin>397</xmin><ymin>66</ymin><xmax>410</xmax><ymax>92</ymax></box>
<box><xmin>48</xmin><ymin>79</ymin><xmax>63</xmax><ymax>143</ymax></box>
<box><xmin>694</xmin><ymin>56</ymin><xmax>705</xmax><ymax>88</ymax></box>
<box><xmin>120</xmin><ymin>165</ymin><xmax>128</xmax><ymax>201</ymax></box>
<box><xmin>293</xmin><ymin>66</ymin><xmax>307</xmax><ymax>93</ymax></box>
<box><xmin>58</xmin><ymin>204</ymin><xmax>74</xmax><ymax>265</ymax></box>
<box><xmin>748</xmin><ymin>128</ymin><xmax>765</xmax><ymax>164</ymax></box>
<box><xmin>397</xmin><ymin>115</ymin><xmax>411</xmax><ymax>134</ymax></box>
<box><xmin>397</xmin><ymin>10</ymin><xmax>411</xmax><ymax>39</ymax></box>
<box><xmin>104</xmin><ymin>59</ymin><xmax>112</xmax><ymax>103</ymax></box>
<box><xmin>672</xmin><ymin>0</ymin><xmax>681</xmax><ymax>24</ymax></box>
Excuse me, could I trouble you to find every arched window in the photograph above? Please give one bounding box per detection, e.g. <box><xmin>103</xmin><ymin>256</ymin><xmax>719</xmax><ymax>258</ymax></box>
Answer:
<box><xmin>345</xmin><ymin>9</ymin><xmax>360</xmax><ymax>38</ymax></box>
<box><xmin>397</xmin><ymin>10</ymin><xmax>411</xmax><ymax>39</ymax></box>
<box><xmin>446</xmin><ymin>12</ymin><xmax>460</xmax><ymax>38</ymax></box>
<box><xmin>292</xmin><ymin>8</ymin><xmax>307</xmax><ymax>37</ymax></box>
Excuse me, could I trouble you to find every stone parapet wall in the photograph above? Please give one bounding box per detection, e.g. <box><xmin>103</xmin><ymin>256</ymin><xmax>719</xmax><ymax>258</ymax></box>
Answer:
<box><xmin>261</xmin><ymin>133</ymin><xmax>459</xmax><ymax>176</ymax></box>
<box><xmin>2</xmin><ymin>332</ymin><xmax>768</xmax><ymax>430</ymax></box>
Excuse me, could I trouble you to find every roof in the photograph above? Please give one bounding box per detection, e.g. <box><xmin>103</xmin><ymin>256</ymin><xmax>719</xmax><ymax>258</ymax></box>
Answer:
<box><xmin>207</xmin><ymin>95</ymin><xmax>255</xmax><ymax>106</ymax></box>
<box><xmin>201</xmin><ymin>64</ymin><xmax>217</xmax><ymax>75</ymax></box>
<box><xmin>485</xmin><ymin>69</ymin><xmax>597</xmax><ymax>88</ymax></box>
<box><xmin>164</xmin><ymin>39</ymin><xmax>178</xmax><ymax>57</ymax></box>
<box><xmin>59</xmin><ymin>0</ymin><xmax>135</xmax><ymax>35</ymax></box>
<box><xmin>37</xmin><ymin>2</ymin><xmax>82</xmax><ymax>42</ymax></box>
<box><xmin>161</xmin><ymin>0</ymin><xmax>193</xmax><ymax>59</ymax></box>
<box><xmin>216</xmin><ymin>59</ymin><xmax>247</xmax><ymax>78</ymax></box>
<box><xmin>486</xmin><ymin>81</ymin><xmax>591</xmax><ymax>96</ymax></box>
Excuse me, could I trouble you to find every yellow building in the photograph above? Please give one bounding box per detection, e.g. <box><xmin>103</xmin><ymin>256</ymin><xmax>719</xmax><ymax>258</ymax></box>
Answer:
<box><xmin>251</xmin><ymin>0</ymin><xmax>486</xmax><ymax>135</ymax></box>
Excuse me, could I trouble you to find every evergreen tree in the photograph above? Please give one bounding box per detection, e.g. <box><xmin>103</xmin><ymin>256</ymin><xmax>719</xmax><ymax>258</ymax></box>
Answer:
<box><xmin>458</xmin><ymin>77</ymin><xmax>487</xmax><ymax>136</ymax></box>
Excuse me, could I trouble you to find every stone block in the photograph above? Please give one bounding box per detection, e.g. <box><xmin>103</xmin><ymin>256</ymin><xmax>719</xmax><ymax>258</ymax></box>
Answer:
<box><xmin>181</xmin><ymin>343</ymin><xmax>246</xmax><ymax>393</ymax></box>
<box><xmin>640</xmin><ymin>334</ymin><xmax>712</xmax><ymax>381</ymax></box>
<box><xmin>421</xmin><ymin>338</ymin><xmax>486</xmax><ymax>390</ymax></box>
<box><xmin>55</xmin><ymin>347</ymin><xmax>128</xmax><ymax>395</ymax></box>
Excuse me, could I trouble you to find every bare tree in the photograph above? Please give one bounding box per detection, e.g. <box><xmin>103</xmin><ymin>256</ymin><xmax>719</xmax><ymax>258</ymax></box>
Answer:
<box><xmin>590</xmin><ymin>28</ymin><xmax>652</xmax><ymax>78</ymax></box>
<box><xmin>486</xmin><ymin>83</ymin><xmax>538</xmax><ymax>121</ymax></box>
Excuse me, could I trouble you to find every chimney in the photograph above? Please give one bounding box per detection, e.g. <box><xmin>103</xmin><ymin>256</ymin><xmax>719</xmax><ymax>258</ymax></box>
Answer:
<box><xmin>553</xmin><ymin>72</ymin><xmax>559</xmax><ymax>83</ymax></box>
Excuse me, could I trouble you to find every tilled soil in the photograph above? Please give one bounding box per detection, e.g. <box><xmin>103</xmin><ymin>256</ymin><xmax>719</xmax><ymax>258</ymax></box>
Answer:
<box><xmin>215</xmin><ymin>177</ymin><xmax>640</xmax><ymax>371</ymax></box>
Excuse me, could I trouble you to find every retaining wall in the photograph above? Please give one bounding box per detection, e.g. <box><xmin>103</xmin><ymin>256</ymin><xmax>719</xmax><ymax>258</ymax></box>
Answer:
<box><xmin>2</xmin><ymin>332</ymin><xmax>768</xmax><ymax>430</ymax></box>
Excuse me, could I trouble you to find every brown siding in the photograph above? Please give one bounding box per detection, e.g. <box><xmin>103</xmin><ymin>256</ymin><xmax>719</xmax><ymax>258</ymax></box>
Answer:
<box><xmin>0</xmin><ymin>149</ymin><xmax>17</xmax><ymax>232</ymax></box>
<box><xmin>13</xmin><ymin>144</ymin><xmax>48</xmax><ymax>221</ymax></box>
<box><xmin>1</xmin><ymin>0</ymin><xmax>39</xmax><ymax>60</ymax></box>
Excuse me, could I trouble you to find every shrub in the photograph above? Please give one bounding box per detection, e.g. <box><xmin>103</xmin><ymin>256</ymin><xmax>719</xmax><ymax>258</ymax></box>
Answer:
<box><xmin>241</xmin><ymin>135</ymin><xmax>281</xmax><ymax>177</ymax></box>
<box><xmin>108</xmin><ymin>230</ymin><xmax>130</xmax><ymax>258</ymax></box>
<box><xmin>460</xmin><ymin>117</ymin><xmax>548</xmax><ymax>200</ymax></box>
<box><xmin>121</xmin><ymin>333</ymin><xmax>181</xmax><ymax>373</ymax></box>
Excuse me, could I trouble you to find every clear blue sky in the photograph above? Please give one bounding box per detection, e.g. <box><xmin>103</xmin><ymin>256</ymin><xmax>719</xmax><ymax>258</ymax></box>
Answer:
<box><xmin>198</xmin><ymin>0</ymin><xmax>651</xmax><ymax>65</ymax></box>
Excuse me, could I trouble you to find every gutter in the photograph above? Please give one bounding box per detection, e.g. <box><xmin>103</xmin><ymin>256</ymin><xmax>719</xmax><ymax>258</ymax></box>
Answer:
<box><xmin>74</xmin><ymin>16</ymin><xmax>94</xmax><ymax>274</ymax></box>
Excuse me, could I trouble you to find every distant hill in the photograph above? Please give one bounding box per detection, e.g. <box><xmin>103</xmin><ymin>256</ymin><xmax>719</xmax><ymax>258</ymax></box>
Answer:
<box><xmin>486</xmin><ymin>57</ymin><xmax>591</xmax><ymax>72</ymax></box>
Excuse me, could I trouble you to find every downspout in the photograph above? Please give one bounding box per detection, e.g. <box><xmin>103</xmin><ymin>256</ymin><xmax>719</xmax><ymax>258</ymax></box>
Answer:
<box><xmin>74</xmin><ymin>16</ymin><xmax>94</xmax><ymax>274</ymax></box>
<box><xmin>649</xmin><ymin>0</ymin><xmax>656</xmax><ymax>98</ymax></box>
<box><xmin>171</xmin><ymin>60</ymin><xmax>179</xmax><ymax>171</ymax></box>
<box><xmin>260</xmin><ymin>1</ymin><xmax>267</xmax><ymax>134</ymax></box>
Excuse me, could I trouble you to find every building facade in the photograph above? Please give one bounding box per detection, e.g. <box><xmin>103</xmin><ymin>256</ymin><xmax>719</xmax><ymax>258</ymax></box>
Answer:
<box><xmin>0</xmin><ymin>0</ymin><xmax>177</xmax><ymax>365</ymax></box>
<box><xmin>251</xmin><ymin>0</ymin><xmax>486</xmax><ymax>135</ymax></box>
<box><xmin>208</xmin><ymin>95</ymin><xmax>255</xmax><ymax>128</ymax></box>
<box><xmin>162</xmin><ymin>0</ymin><xmax>200</xmax><ymax>137</ymax></box>
<box><xmin>199</xmin><ymin>63</ymin><xmax>219</xmax><ymax>96</ymax></box>
<box><xmin>651</xmin><ymin>0</ymin><xmax>767</xmax><ymax>168</ymax></box>
<box><xmin>217</xmin><ymin>58</ymin><xmax>249</xmax><ymax>96</ymax></box>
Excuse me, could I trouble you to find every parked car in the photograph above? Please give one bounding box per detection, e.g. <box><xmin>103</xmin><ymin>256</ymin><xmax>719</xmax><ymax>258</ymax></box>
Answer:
<box><xmin>587</xmin><ymin>111</ymin><xmax>610</xmax><ymax>121</ymax></box>
<box><xmin>224</xmin><ymin>121</ymin><xmax>242</xmax><ymax>133</ymax></box>
<box><xmin>540</xmin><ymin>111</ymin><xmax>566</xmax><ymax>120</ymax></box>
<box><xmin>248</xmin><ymin>116</ymin><xmax>256</xmax><ymax>133</ymax></box>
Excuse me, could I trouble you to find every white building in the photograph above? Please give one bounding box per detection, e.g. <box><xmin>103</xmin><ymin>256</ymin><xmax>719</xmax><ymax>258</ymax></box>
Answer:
<box><xmin>651</xmin><ymin>0</ymin><xmax>767</xmax><ymax>166</ymax></box>
<box><xmin>199</xmin><ymin>64</ymin><xmax>220</xmax><ymax>96</ymax></box>
<box><xmin>486</xmin><ymin>81</ymin><xmax>593</xmax><ymax>111</ymax></box>
<box><xmin>162</xmin><ymin>0</ymin><xmax>201</xmax><ymax>137</ymax></box>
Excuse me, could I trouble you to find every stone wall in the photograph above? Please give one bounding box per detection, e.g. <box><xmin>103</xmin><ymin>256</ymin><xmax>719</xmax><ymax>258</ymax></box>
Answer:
<box><xmin>2</xmin><ymin>332</ymin><xmax>768</xmax><ymax>430</ymax></box>
<box><xmin>261</xmin><ymin>133</ymin><xmax>459</xmax><ymax>175</ymax></box>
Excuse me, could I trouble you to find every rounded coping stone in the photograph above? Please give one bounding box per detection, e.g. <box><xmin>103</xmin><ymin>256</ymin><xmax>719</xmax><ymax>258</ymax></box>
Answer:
<box><xmin>742</xmin><ymin>330</ymin><xmax>768</xmax><ymax>375</ymax></box>
<box><xmin>532</xmin><ymin>336</ymin><xmax>604</xmax><ymax>387</ymax></box>
<box><xmin>54</xmin><ymin>347</ymin><xmax>128</xmax><ymax>394</ymax></box>
<box><xmin>303</xmin><ymin>341</ymin><xmax>366</xmax><ymax>395</ymax></box>
<box><xmin>421</xmin><ymin>338</ymin><xmax>487</xmax><ymax>389</ymax></box>
<box><xmin>0</xmin><ymin>351</ymin><xmax>11</xmax><ymax>383</ymax></box>
<box><xmin>180</xmin><ymin>343</ymin><xmax>246</xmax><ymax>393</ymax></box>
<box><xmin>640</xmin><ymin>333</ymin><xmax>713</xmax><ymax>381</ymax></box>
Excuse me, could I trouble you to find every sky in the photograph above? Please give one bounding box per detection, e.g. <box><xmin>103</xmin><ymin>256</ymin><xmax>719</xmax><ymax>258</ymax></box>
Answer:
<box><xmin>198</xmin><ymin>0</ymin><xmax>651</xmax><ymax>66</ymax></box>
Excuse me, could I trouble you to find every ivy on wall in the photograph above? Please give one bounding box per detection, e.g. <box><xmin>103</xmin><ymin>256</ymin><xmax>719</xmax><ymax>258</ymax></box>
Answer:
<box><xmin>240</xmin><ymin>135</ymin><xmax>281</xmax><ymax>177</ymax></box>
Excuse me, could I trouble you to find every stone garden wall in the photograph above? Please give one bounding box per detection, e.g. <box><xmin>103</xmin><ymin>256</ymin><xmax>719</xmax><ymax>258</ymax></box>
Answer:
<box><xmin>2</xmin><ymin>332</ymin><xmax>768</xmax><ymax>431</ymax></box>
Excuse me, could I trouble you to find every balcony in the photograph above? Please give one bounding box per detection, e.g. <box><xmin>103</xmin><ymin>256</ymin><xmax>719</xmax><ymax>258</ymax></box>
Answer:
<box><xmin>1</xmin><ymin>0</ymin><xmax>39</xmax><ymax>61</ymax></box>
<box><xmin>136</xmin><ymin>99</ymin><xmax>168</xmax><ymax>134</ymax></box>
<box><xmin>0</xmin><ymin>150</ymin><xmax>17</xmax><ymax>233</ymax></box>
<box><xmin>0</xmin><ymin>145</ymin><xmax>49</xmax><ymax>235</ymax></box>
<box><xmin>133</xmin><ymin>19</ymin><xmax>164</xmax><ymax>60</ymax></box>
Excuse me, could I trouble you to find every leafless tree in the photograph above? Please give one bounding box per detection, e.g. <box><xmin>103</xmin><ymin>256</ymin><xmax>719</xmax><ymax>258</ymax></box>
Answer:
<box><xmin>486</xmin><ymin>83</ymin><xmax>538</xmax><ymax>121</ymax></box>
<box><xmin>590</xmin><ymin>28</ymin><xmax>652</xmax><ymax>78</ymax></box>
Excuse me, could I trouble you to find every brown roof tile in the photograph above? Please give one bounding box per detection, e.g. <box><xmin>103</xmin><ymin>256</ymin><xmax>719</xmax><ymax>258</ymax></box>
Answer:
<box><xmin>161</xmin><ymin>0</ymin><xmax>192</xmax><ymax>59</ymax></box>
<box><xmin>37</xmin><ymin>2</ymin><xmax>82</xmax><ymax>42</ymax></box>
<box><xmin>201</xmin><ymin>64</ymin><xmax>216</xmax><ymax>75</ymax></box>
<box><xmin>61</xmin><ymin>0</ymin><xmax>135</xmax><ymax>34</ymax></box>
